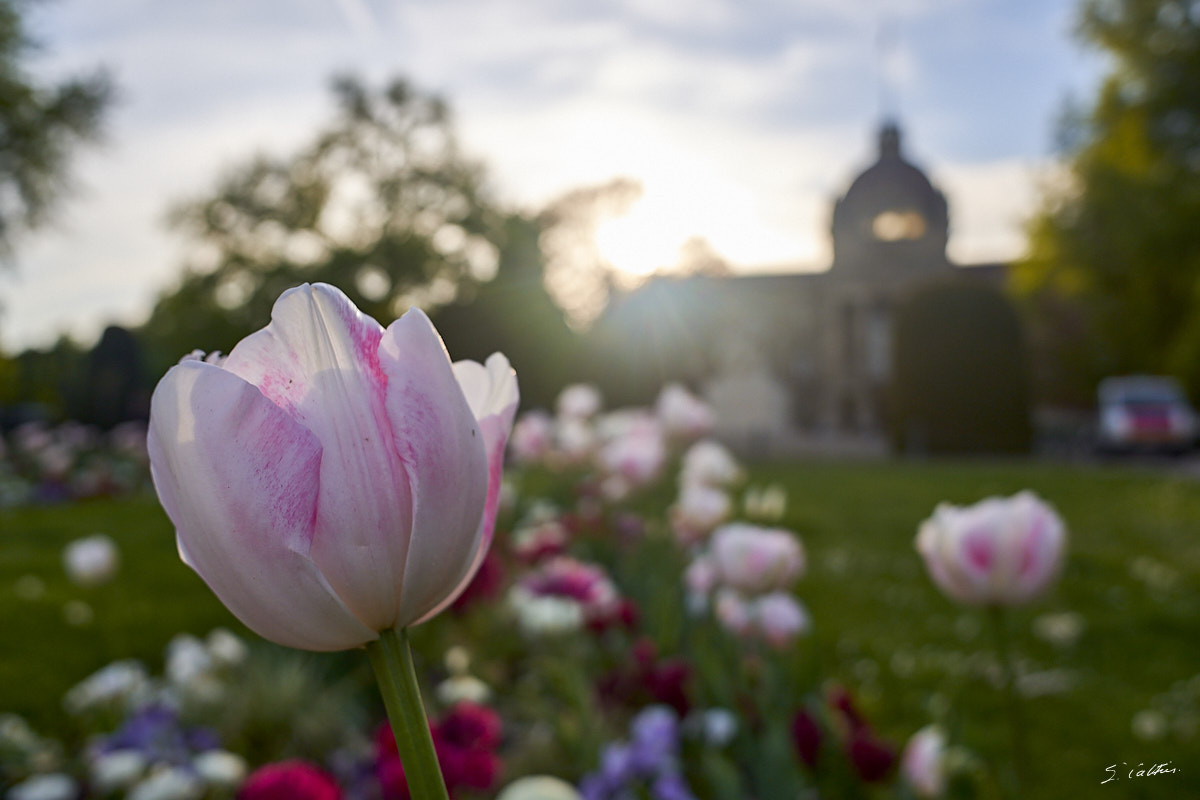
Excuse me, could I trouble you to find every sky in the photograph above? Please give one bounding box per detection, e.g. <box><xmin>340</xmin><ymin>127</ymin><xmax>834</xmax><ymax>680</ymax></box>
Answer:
<box><xmin>0</xmin><ymin>0</ymin><xmax>1105</xmax><ymax>351</ymax></box>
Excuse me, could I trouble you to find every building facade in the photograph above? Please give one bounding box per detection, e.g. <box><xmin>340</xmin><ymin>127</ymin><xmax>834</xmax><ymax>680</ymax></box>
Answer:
<box><xmin>599</xmin><ymin>121</ymin><xmax>1000</xmax><ymax>451</ymax></box>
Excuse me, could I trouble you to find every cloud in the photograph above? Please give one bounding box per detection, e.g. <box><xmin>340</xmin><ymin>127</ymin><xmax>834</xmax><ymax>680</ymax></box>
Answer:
<box><xmin>934</xmin><ymin>158</ymin><xmax>1059</xmax><ymax>265</ymax></box>
<box><xmin>3</xmin><ymin>0</ymin><xmax>1097</xmax><ymax>350</ymax></box>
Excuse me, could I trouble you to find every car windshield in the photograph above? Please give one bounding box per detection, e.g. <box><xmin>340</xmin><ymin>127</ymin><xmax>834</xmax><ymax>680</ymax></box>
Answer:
<box><xmin>1101</xmin><ymin>380</ymin><xmax>1185</xmax><ymax>406</ymax></box>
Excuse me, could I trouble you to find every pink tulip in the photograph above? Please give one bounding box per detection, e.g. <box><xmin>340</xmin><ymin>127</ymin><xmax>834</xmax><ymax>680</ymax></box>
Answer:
<box><xmin>714</xmin><ymin>589</ymin><xmax>753</xmax><ymax>637</ymax></box>
<box><xmin>710</xmin><ymin>523</ymin><xmax>806</xmax><ymax>595</ymax></box>
<box><xmin>679</xmin><ymin>440</ymin><xmax>742</xmax><ymax>488</ymax></box>
<box><xmin>915</xmin><ymin>491</ymin><xmax>1066</xmax><ymax>606</ymax></box>
<box><xmin>597</xmin><ymin>421</ymin><xmax>666</xmax><ymax>488</ymax></box>
<box><xmin>655</xmin><ymin>383</ymin><xmax>714</xmax><ymax>440</ymax></box>
<box><xmin>901</xmin><ymin>725</ymin><xmax>947</xmax><ymax>798</ymax></box>
<box><xmin>510</xmin><ymin>411</ymin><xmax>554</xmax><ymax>465</ymax></box>
<box><xmin>754</xmin><ymin>592</ymin><xmax>811</xmax><ymax>649</ymax></box>
<box><xmin>148</xmin><ymin>283</ymin><xmax>518</xmax><ymax>651</ymax></box>
<box><xmin>669</xmin><ymin>484</ymin><xmax>732</xmax><ymax>545</ymax></box>
<box><xmin>556</xmin><ymin>384</ymin><xmax>602</xmax><ymax>419</ymax></box>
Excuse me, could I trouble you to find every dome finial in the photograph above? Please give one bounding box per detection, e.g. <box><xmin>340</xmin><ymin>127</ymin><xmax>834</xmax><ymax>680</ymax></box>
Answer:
<box><xmin>879</xmin><ymin>120</ymin><xmax>901</xmax><ymax>159</ymax></box>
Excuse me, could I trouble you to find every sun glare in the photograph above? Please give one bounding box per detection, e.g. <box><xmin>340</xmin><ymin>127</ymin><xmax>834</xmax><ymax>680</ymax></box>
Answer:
<box><xmin>589</xmin><ymin>169</ymin><xmax>820</xmax><ymax>281</ymax></box>
<box><xmin>594</xmin><ymin>209</ymin><xmax>681</xmax><ymax>277</ymax></box>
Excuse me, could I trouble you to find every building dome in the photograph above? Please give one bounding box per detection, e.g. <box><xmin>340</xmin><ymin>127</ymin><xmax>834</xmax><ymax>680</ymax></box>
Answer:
<box><xmin>830</xmin><ymin>122</ymin><xmax>949</xmax><ymax>278</ymax></box>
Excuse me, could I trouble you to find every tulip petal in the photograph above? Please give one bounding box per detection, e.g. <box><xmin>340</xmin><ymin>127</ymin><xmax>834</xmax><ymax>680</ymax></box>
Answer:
<box><xmin>148</xmin><ymin>361</ymin><xmax>376</xmax><ymax>650</ymax></box>
<box><xmin>412</xmin><ymin>354</ymin><xmax>519</xmax><ymax>624</ymax></box>
<box><xmin>221</xmin><ymin>283</ymin><xmax>413</xmax><ymax>630</ymax></box>
<box><xmin>379</xmin><ymin>308</ymin><xmax>490</xmax><ymax>626</ymax></box>
<box><xmin>1010</xmin><ymin>493</ymin><xmax>1065</xmax><ymax>602</ymax></box>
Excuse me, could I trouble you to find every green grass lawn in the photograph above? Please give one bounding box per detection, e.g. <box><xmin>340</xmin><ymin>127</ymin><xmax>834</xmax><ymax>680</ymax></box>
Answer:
<box><xmin>2</xmin><ymin>459</ymin><xmax>1199</xmax><ymax>798</ymax></box>
<box><xmin>0</xmin><ymin>495</ymin><xmax>244</xmax><ymax>735</ymax></box>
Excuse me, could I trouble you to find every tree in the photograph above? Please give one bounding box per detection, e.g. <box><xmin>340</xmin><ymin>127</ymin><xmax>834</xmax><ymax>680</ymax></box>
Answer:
<box><xmin>141</xmin><ymin>75</ymin><xmax>509</xmax><ymax>374</ymax></box>
<box><xmin>0</xmin><ymin>0</ymin><xmax>111</xmax><ymax>261</ymax></box>
<box><xmin>1016</xmin><ymin>0</ymin><xmax>1200</xmax><ymax>403</ymax></box>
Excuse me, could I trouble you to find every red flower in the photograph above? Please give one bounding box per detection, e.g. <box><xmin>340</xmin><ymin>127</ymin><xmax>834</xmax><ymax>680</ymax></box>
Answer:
<box><xmin>376</xmin><ymin>757</ymin><xmax>410</xmax><ymax>800</ymax></box>
<box><xmin>451</xmin><ymin>550</ymin><xmax>505</xmax><ymax>612</ymax></box>
<box><xmin>847</xmin><ymin>731</ymin><xmax>897</xmax><ymax>783</ymax></box>
<box><xmin>827</xmin><ymin>685</ymin><xmax>866</xmax><ymax>731</ymax></box>
<box><xmin>790</xmin><ymin>709</ymin><xmax>822</xmax><ymax>768</ymax></box>
<box><xmin>437</xmin><ymin>702</ymin><xmax>502</xmax><ymax>751</ymax></box>
<box><xmin>375</xmin><ymin>704</ymin><xmax>503</xmax><ymax>799</ymax></box>
<box><xmin>434</xmin><ymin>738</ymin><xmax>502</xmax><ymax>790</ymax></box>
<box><xmin>238</xmin><ymin>761</ymin><xmax>342</xmax><ymax>800</ymax></box>
<box><xmin>597</xmin><ymin>638</ymin><xmax>692</xmax><ymax>716</ymax></box>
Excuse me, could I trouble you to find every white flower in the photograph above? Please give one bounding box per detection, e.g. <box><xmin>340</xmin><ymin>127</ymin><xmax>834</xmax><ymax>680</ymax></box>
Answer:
<box><xmin>554</xmin><ymin>418</ymin><xmax>596</xmax><ymax>463</ymax></box>
<box><xmin>165</xmin><ymin>635</ymin><xmax>213</xmax><ymax>688</ymax></box>
<box><xmin>1031</xmin><ymin>611</ymin><xmax>1084</xmax><ymax>649</ymax></box>
<box><xmin>509</xmin><ymin>587</ymin><xmax>584</xmax><ymax>636</ymax></box>
<box><xmin>437</xmin><ymin>675</ymin><xmax>493</xmax><ymax>706</ymax></box>
<box><xmin>62</xmin><ymin>534</ymin><xmax>119</xmax><ymax>587</ymax></box>
<box><xmin>700</xmin><ymin>708</ymin><xmax>738</xmax><ymax>747</ymax></box>
<box><xmin>1132</xmin><ymin>709</ymin><xmax>1168</xmax><ymax>741</ymax></box>
<box><xmin>7</xmin><ymin>773</ymin><xmax>77</xmax><ymax>800</ymax></box>
<box><xmin>64</xmin><ymin>660</ymin><xmax>151</xmax><ymax>715</ymax></box>
<box><xmin>496</xmin><ymin>775</ymin><xmax>583</xmax><ymax>800</ymax></box>
<box><xmin>670</xmin><ymin>484</ymin><xmax>731</xmax><ymax>544</ymax></box>
<box><xmin>90</xmin><ymin>749</ymin><xmax>148</xmax><ymax>793</ymax></box>
<box><xmin>0</xmin><ymin>714</ymin><xmax>38</xmax><ymax>750</ymax></box>
<box><xmin>127</xmin><ymin>767</ymin><xmax>203</xmax><ymax>800</ymax></box>
<box><xmin>192</xmin><ymin>750</ymin><xmax>247</xmax><ymax>788</ymax></box>
<box><xmin>680</xmin><ymin>440</ymin><xmax>742</xmax><ymax>488</ymax></box>
<box><xmin>205</xmin><ymin>629</ymin><xmax>248</xmax><ymax>667</ymax></box>
<box><xmin>743</xmin><ymin>484</ymin><xmax>787</xmax><ymax>521</ymax></box>
<box><xmin>902</xmin><ymin>725</ymin><xmax>947</xmax><ymax>798</ymax></box>
<box><xmin>556</xmin><ymin>384</ymin><xmax>602</xmax><ymax>419</ymax></box>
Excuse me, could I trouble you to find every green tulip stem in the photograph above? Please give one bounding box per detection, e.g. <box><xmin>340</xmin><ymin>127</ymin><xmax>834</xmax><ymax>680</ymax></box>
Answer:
<box><xmin>366</xmin><ymin>628</ymin><xmax>449</xmax><ymax>800</ymax></box>
<box><xmin>988</xmin><ymin>606</ymin><xmax>1028</xmax><ymax>794</ymax></box>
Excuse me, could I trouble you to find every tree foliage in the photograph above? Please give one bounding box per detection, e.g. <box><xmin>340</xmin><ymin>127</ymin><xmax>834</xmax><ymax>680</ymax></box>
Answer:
<box><xmin>141</xmin><ymin>75</ymin><xmax>509</xmax><ymax>374</ymax></box>
<box><xmin>1016</xmin><ymin>0</ymin><xmax>1200</xmax><ymax>402</ymax></box>
<box><xmin>0</xmin><ymin>0</ymin><xmax>111</xmax><ymax>261</ymax></box>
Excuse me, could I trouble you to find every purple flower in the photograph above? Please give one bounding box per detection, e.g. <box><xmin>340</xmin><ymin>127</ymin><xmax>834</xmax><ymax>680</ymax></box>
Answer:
<box><xmin>600</xmin><ymin>743</ymin><xmax>635</xmax><ymax>787</ymax></box>
<box><xmin>629</xmin><ymin>707</ymin><xmax>679</xmax><ymax>773</ymax></box>
<box><xmin>580</xmin><ymin>706</ymin><xmax>697</xmax><ymax>800</ymax></box>
<box><xmin>652</xmin><ymin>771</ymin><xmax>697</xmax><ymax>800</ymax></box>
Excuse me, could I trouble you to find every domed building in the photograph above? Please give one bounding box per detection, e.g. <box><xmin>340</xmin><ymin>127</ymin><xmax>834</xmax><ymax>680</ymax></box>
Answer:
<box><xmin>595</xmin><ymin>120</ymin><xmax>1001</xmax><ymax>453</ymax></box>
<box><xmin>817</xmin><ymin>120</ymin><xmax>955</xmax><ymax>435</ymax></box>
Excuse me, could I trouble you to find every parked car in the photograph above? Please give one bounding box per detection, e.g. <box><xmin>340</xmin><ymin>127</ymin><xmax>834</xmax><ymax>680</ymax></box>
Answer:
<box><xmin>1096</xmin><ymin>375</ymin><xmax>1199</xmax><ymax>454</ymax></box>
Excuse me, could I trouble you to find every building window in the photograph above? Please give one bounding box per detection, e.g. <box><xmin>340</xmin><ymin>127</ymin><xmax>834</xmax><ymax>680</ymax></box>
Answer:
<box><xmin>866</xmin><ymin>302</ymin><xmax>890</xmax><ymax>381</ymax></box>
<box><xmin>871</xmin><ymin>210</ymin><xmax>926</xmax><ymax>241</ymax></box>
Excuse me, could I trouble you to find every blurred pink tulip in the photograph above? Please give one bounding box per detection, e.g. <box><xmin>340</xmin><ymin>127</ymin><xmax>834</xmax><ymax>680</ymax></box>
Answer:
<box><xmin>679</xmin><ymin>439</ymin><xmax>742</xmax><ymax>488</ymax></box>
<box><xmin>710</xmin><ymin>523</ymin><xmax>806</xmax><ymax>595</ymax></box>
<box><xmin>754</xmin><ymin>592</ymin><xmax>811</xmax><ymax>649</ymax></box>
<box><xmin>655</xmin><ymin>383</ymin><xmax>714</xmax><ymax>440</ymax></box>
<box><xmin>669</xmin><ymin>484</ymin><xmax>732</xmax><ymax>545</ymax></box>
<box><xmin>915</xmin><ymin>491</ymin><xmax>1066</xmax><ymax>606</ymax></box>
<box><xmin>714</xmin><ymin>589</ymin><xmax>753</xmax><ymax>637</ymax></box>
<box><xmin>148</xmin><ymin>283</ymin><xmax>518</xmax><ymax>651</ymax></box>
<box><xmin>901</xmin><ymin>725</ymin><xmax>947</xmax><ymax>798</ymax></box>
<box><xmin>556</xmin><ymin>384</ymin><xmax>602</xmax><ymax>419</ymax></box>
<box><xmin>510</xmin><ymin>411</ymin><xmax>554</xmax><ymax>465</ymax></box>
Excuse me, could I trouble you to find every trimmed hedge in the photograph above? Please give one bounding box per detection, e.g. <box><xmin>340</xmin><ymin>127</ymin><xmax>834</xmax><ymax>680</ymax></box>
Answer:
<box><xmin>890</xmin><ymin>279</ymin><xmax>1033</xmax><ymax>454</ymax></box>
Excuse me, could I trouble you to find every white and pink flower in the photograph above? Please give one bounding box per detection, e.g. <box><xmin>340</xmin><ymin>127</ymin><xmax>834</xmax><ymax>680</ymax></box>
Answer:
<box><xmin>147</xmin><ymin>283</ymin><xmax>518</xmax><ymax>650</ymax></box>
<box><xmin>916</xmin><ymin>491</ymin><xmax>1066</xmax><ymax>606</ymax></box>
